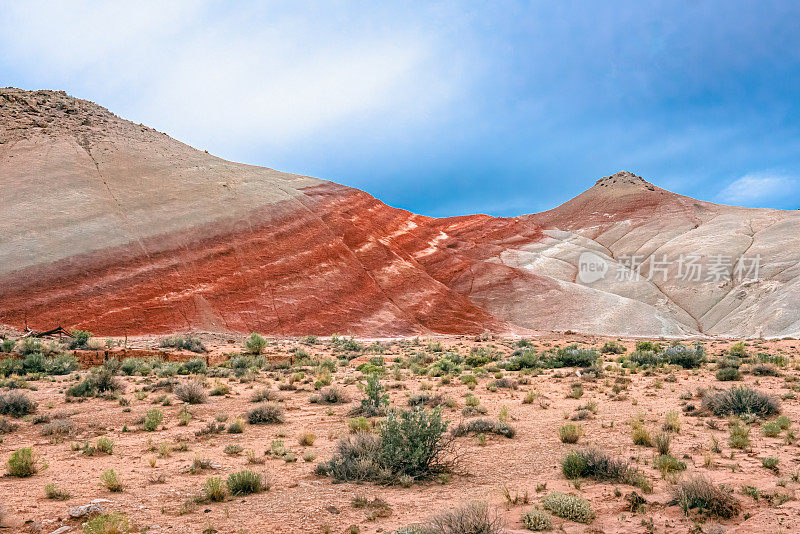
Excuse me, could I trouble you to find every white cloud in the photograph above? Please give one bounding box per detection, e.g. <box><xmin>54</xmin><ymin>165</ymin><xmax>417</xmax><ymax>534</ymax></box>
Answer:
<box><xmin>0</xmin><ymin>1</ymin><xmax>467</xmax><ymax>152</ymax></box>
<box><xmin>716</xmin><ymin>172</ymin><xmax>800</xmax><ymax>206</ymax></box>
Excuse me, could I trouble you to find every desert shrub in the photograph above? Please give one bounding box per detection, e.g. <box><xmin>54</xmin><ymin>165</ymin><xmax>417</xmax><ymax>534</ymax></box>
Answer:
<box><xmin>716</xmin><ymin>367</ymin><xmax>741</xmax><ymax>381</ymax></box>
<box><xmin>552</xmin><ymin>346</ymin><xmax>598</xmax><ymax>368</ymax></box>
<box><xmin>702</xmin><ymin>386</ymin><xmax>780</xmax><ymax>417</ymax></box>
<box><xmin>762</xmin><ymin>457</ymin><xmax>779</xmax><ymax>470</ymax></box>
<box><xmin>159</xmin><ymin>335</ymin><xmax>206</xmax><ymax>353</ymax></box>
<box><xmin>656</xmin><ymin>454</ymin><xmax>686</xmax><ymax>475</ymax></box>
<box><xmin>226</xmin><ymin>470</ymin><xmax>266</xmax><ymax>495</ymax></box>
<box><xmin>247</xmin><ymin>402</ymin><xmax>285</xmax><ymax>424</ymax></box>
<box><xmin>101</xmin><ymin>469</ymin><xmax>123</xmax><ymax>491</ymax></box>
<box><xmin>0</xmin><ymin>338</ymin><xmax>14</xmax><ymax>353</ymax></box>
<box><xmin>0</xmin><ymin>416</ymin><xmax>18</xmax><ymax>434</ymax></box>
<box><xmin>452</xmin><ymin>419</ymin><xmax>516</xmax><ymax>438</ymax></box>
<box><xmin>0</xmin><ymin>391</ymin><xmax>35</xmax><ymax>417</ymax></box>
<box><xmin>173</xmin><ymin>381</ymin><xmax>207</xmax><ymax>404</ymax></box>
<box><xmin>636</xmin><ymin>341</ymin><xmax>662</xmax><ymax>352</ymax></box>
<box><xmin>313</xmin><ymin>386</ymin><xmax>349</xmax><ymax>404</ymax></box>
<box><xmin>663</xmin><ymin>343</ymin><xmax>705</xmax><ymax>369</ymax></box>
<box><xmin>561</xmin><ymin>449</ymin><xmax>650</xmax><ymax>491</ymax></box>
<box><xmin>559</xmin><ymin>424</ymin><xmax>583</xmax><ymax>444</ymax></box>
<box><xmin>250</xmin><ymin>388</ymin><xmax>278</xmax><ymax>403</ymax></box>
<box><xmin>315</xmin><ymin>433</ymin><xmax>383</xmax><ymax>481</ymax></box>
<box><xmin>143</xmin><ymin>409</ymin><xmax>164</xmax><ymax>431</ymax></box>
<box><xmin>762</xmin><ymin>420</ymin><xmax>782</xmax><ymax>437</ymax></box>
<box><xmin>728</xmin><ymin>421</ymin><xmax>750</xmax><ymax>449</ymax></box>
<box><xmin>352</xmin><ymin>373</ymin><xmax>389</xmax><ymax>417</ymax></box>
<box><xmin>66</xmin><ymin>369</ymin><xmax>123</xmax><ymax>397</ymax></box>
<box><xmin>7</xmin><ymin>447</ymin><xmax>37</xmax><ymax>477</ymax></box>
<box><xmin>672</xmin><ymin>476</ymin><xmax>740</xmax><ymax>518</ymax></box>
<box><xmin>96</xmin><ymin>436</ymin><xmax>114</xmax><ymax>454</ymax></box>
<box><xmin>751</xmin><ymin>363</ymin><xmax>779</xmax><ymax>376</ymax></box>
<box><xmin>68</xmin><ymin>330</ymin><xmax>93</xmax><ymax>349</ymax></box>
<box><xmin>244</xmin><ymin>333</ymin><xmax>268</xmax><ymax>355</ymax></box>
<box><xmin>379</xmin><ymin>408</ymin><xmax>451</xmax><ymax>480</ymax></box>
<box><xmin>82</xmin><ymin>513</ymin><xmax>130</xmax><ymax>534</ymax></box>
<box><xmin>203</xmin><ymin>476</ymin><xmax>227</xmax><ymax>502</ymax></box>
<box><xmin>521</xmin><ymin>507</ymin><xmax>552</xmax><ymax>531</ymax></box>
<box><xmin>489</xmin><ymin>377</ymin><xmax>518</xmax><ymax>390</ymax></box>
<box><xmin>600</xmin><ymin>341</ymin><xmax>626</xmax><ymax>354</ymax></box>
<box><xmin>179</xmin><ymin>357</ymin><xmax>207</xmax><ymax>375</ymax></box>
<box><xmin>728</xmin><ymin>342</ymin><xmax>747</xmax><ymax>358</ymax></box>
<box><xmin>45</xmin><ymin>353</ymin><xmax>79</xmax><ymax>375</ymax></box>
<box><xmin>500</xmin><ymin>349</ymin><xmax>542</xmax><ymax>371</ymax></box>
<box><xmin>542</xmin><ymin>492</ymin><xmax>594</xmax><ymax>524</ymax></box>
<box><xmin>632</xmin><ymin>426</ymin><xmax>652</xmax><ymax>447</ymax></box>
<box><xmin>412</xmin><ymin>501</ymin><xmax>504</xmax><ymax>534</ymax></box>
<box><xmin>318</xmin><ymin>408</ymin><xmax>451</xmax><ymax>483</ymax></box>
<box><xmin>348</xmin><ymin>416</ymin><xmax>371</xmax><ymax>433</ymax></box>
<box><xmin>45</xmin><ymin>483</ymin><xmax>71</xmax><ymax>500</ymax></box>
<box><xmin>653</xmin><ymin>432</ymin><xmax>672</xmax><ymax>455</ymax></box>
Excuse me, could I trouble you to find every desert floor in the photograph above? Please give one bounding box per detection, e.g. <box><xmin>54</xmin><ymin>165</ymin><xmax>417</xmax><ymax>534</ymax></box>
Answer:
<box><xmin>1</xmin><ymin>333</ymin><xmax>800</xmax><ymax>534</ymax></box>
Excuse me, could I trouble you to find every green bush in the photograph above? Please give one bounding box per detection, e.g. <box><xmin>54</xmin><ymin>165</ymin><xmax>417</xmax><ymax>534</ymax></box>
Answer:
<box><xmin>702</xmin><ymin>386</ymin><xmax>780</xmax><ymax>417</ymax></box>
<box><xmin>247</xmin><ymin>402</ymin><xmax>285</xmax><ymax>424</ymax></box>
<box><xmin>353</xmin><ymin>373</ymin><xmax>389</xmax><ymax>417</ymax></box>
<box><xmin>672</xmin><ymin>476</ymin><xmax>740</xmax><ymax>518</ymax></box>
<box><xmin>100</xmin><ymin>469</ymin><xmax>123</xmax><ymax>491</ymax></box>
<box><xmin>244</xmin><ymin>333</ymin><xmax>268</xmax><ymax>355</ymax></box>
<box><xmin>96</xmin><ymin>436</ymin><xmax>114</xmax><ymax>454</ymax></box>
<box><xmin>600</xmin><ymin>341</ymin><xmax>626</xmax><ymax>354</ymax></box>
<box><xmin>716</xmin><ymin>367</ymin><xmax>741</xmax><ymax>381</ymax></box>
<box><xmin>66</xmin><ymin>369</ymin><xmax>123</xmax><ymax>398</ymax></box>
<box><xmin>68</xmin><ymin>330</ymin><xmax>93</xmax><ymax>349</ymax></box>
<box><xmin>7</xmin><ymin>447</ymin><xmax>37</xmax><ymax>477</ymax></box>
<box><xmin>542</xmin><ymin>492</ymin><xmax>594</xmax><ymax>524</ymax></box>
<box><xmin>318</xmin><ymin>408</ymin><xmax>451</xmax><ymax>483</ymax></box>
<box><xmin>143</xmin><ymin>409</ymin><xmax>164</xmax><ymax>431</ymax></box>
<box><xmin>0</xmin><ymin>391</ymin><xmax>35</xmax><ymax>417</ymax></box>
<box><xmin>226</xmin><ymin>470</ymin><xmax>266</xmax><ymax>495</ymax></box>
<box><xmin>656</xmin><ymin>454</ymin><xmax>686</xmax><ymax>475</ymax></box>
<box><xmin>159</xmin><ymin>335</ymin><xmax>206</xmax><ymax>353</ymax></box>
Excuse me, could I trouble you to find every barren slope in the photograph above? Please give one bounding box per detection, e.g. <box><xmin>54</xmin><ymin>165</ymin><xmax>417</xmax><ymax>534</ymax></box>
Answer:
<box><xmin>1</xmin><ymin>89</ymin><xmax>798</xmax><ymax>337</ymax></box>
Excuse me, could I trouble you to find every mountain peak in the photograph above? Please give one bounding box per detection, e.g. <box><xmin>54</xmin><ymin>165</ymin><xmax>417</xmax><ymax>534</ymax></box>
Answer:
<box><xmin>594</xmin><ymin>170</ymin><xmax>655</xmax><ymax>191</ymax></box>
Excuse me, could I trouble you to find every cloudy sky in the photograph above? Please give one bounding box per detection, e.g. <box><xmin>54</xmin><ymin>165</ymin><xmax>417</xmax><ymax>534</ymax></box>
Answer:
<box><xmin>2</xmin><ymin>1</ymin><xmax>799</xmax><ymax>215</ymax></box>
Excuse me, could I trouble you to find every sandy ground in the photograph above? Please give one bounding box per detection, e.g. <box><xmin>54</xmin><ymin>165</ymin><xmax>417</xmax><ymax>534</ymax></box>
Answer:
<box><xmin>2</xmin><ymin>333</ymin><xmax>800</xmax><ymax>534</ymax></box>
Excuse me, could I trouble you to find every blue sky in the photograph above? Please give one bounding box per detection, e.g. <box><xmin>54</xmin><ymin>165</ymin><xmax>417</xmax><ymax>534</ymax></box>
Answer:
<box><xmin>2</xmin><ymin>1</ymin><xmax>799</xmax><ymax>216</ymax></box>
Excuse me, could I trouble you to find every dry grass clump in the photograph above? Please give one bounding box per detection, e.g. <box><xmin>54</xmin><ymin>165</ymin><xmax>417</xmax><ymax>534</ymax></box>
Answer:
<box><xmin>82</xmin><ymin>513</ymin><xmax>130</xmax><ymax>534</ymax></box>
<box><xmin>45</xmin><ymin>483</ymin><xmax>71</xmax><ymax>500</ymax></box>
<box><xmin>0</xmin><ymin>391</ymin><xmax>35</xmax><ymax>417</ymax></box>
<box><xmin>702</xmin><ymin>386</ymin><xmax>780</xmax><ymax>417</ymax></box>
<box><xmin>247</xmin><ymin>402</ymin><xmax>285</xmax><ymax>424</ymax></box>
<box><xmin>41</xmin><ymin>418</ymin><xmax>76</xmax><ymax>437</ymax></box>
<box><xmin>400</xmin><ymin>501</ymin><xmax>503</xmax><ymax>534</ymax></box>
<box><xmin>561</xmin><ymin>448</ymin><xmax>651</xmax><ymax>492</ymax></box>
<box><xmin>226</xmin><ymin>470</ymin><xmax>267</xmax><ymax>495</ymax></box>
<box><xmin>451</xmin><ymin>419</ymin><xmax>516</xmax><ymax>439</ymax></box>
<box><xmin>542</xmin><ymin>492</ymin><xmax>595</xmax><ymax>524</ymax></box>
<box><xmin>672</xmin><ymin>476</ymin><xmax>741</xmax><ymax>519</ymax></box>
<box><xmin>250</xmin><ymin>388</ymin><xmax>279</xmax><ymax>403</ymax></box>
<box><xmin>311</xmin><ymin>386</ymin><xmax>349</xmax><ymax>404</ymax></box>
<box><xmin>559</xmin><ymin>424</ymin><xmax>583</xmax><ymax>444</ymax></box>
<box><xmin>173</xmin><ymin>381</ymin><xmax>207</xmax><ymax>404</ymax></box>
